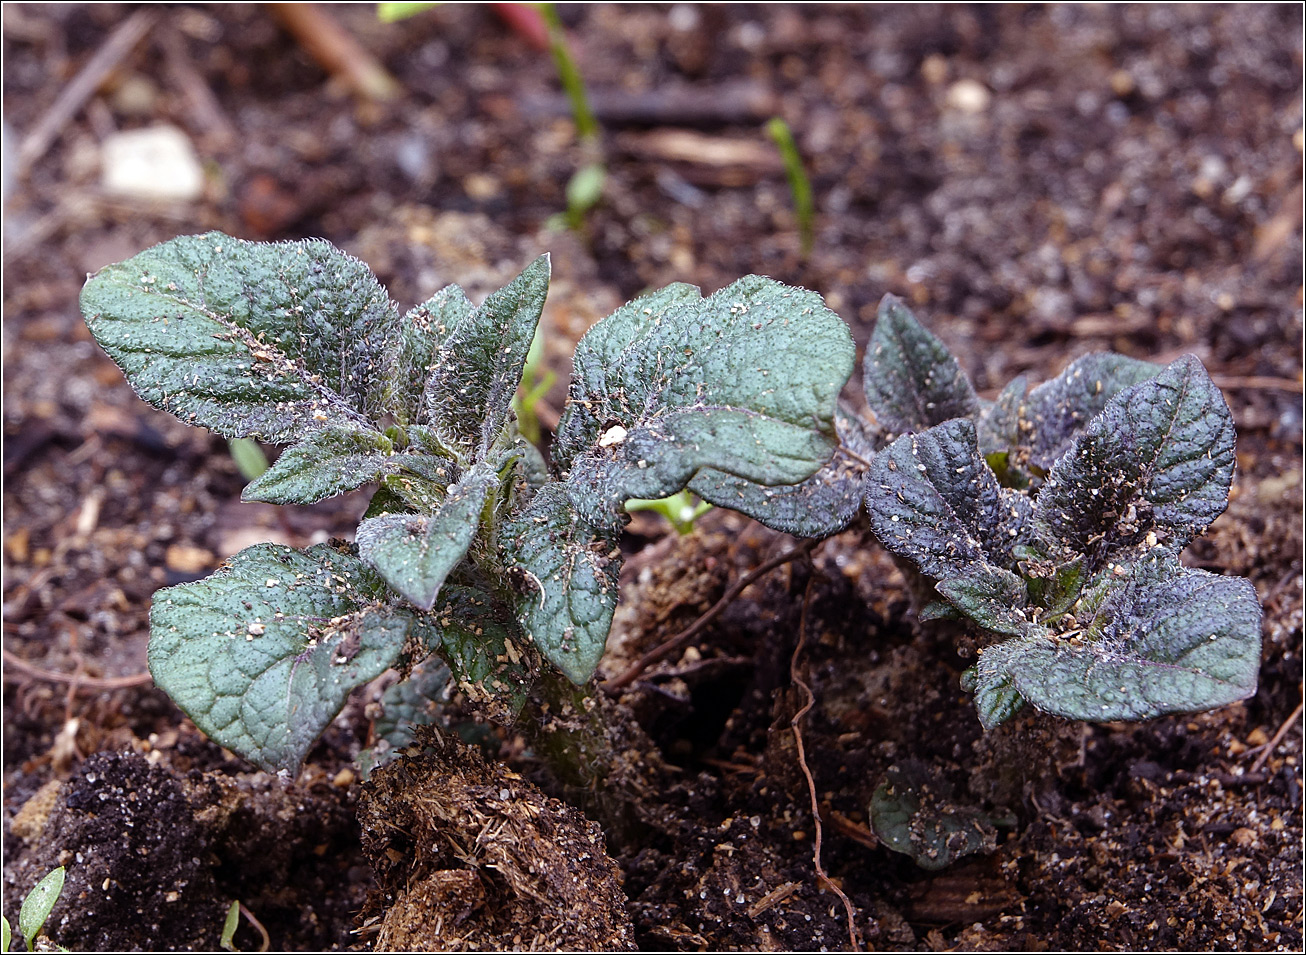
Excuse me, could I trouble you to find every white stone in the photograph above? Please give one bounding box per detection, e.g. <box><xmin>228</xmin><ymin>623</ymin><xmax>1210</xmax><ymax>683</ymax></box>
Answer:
<box><xmin>101</xmin><ymin>124</ymin><xmax>204</xmax><ymax>201</ymax></box>
<box><xmin>946</xmin><ymin>79</ymin><xmax>992</xmax><ymax>114</ymax></box>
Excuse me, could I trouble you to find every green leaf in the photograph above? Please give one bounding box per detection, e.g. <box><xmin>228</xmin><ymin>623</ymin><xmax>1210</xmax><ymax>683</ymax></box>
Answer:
<box><xmin>243</xmin><ymin>426</ymin><xmax>452</xmax><ymax>505</ymax></box>
<box><xmin>870</xmin><ymin>762</ymin><xmax>996</xmax><ymax>871</ymax></box>
<box><xmin>377</xmin><ymin>2</ymin><xmax>440</xmax><ymax>23</ymax></box>
<box><xmin>431</xmin><ymin>582</ymin><xmax>534</xmax><ymax>704</ymax></box>
<box><xmin>866</xmin><ymin>418</ymin><xmax>1031</xmax><ymax>579</ymax></box>
<box><xmin>80</xmin><ymin>232</ymin><xmax>400</xmax><ymax>442</ymax></box>
<box><xmin>863</xmin><ymin>294</ymin><xmax>979</xmax><ymax>436</ymax></box>
<box><xmin>355</xmin><ymin>464</ymin><xmax>496</xmax><ymax>609</ymax></box>
<box><xmin>975</xmin><ymin>375</ymin><xmax>1028</xmax><ymax>463</ymax></box>
<box><xmin>3</xmin><ymin>914</ymin><xmax>11</xmax><ymax>954</ymax></box>
<box><xmin>19</xmin><ymin>867</ymin><xmax>65</xmax><ymax>950</ymax></box>
<box><xmin>497</xmin><ymin>484</ymin><xmax>621</xmax><ymax>684</ymax></box>
<box><xmin>149</xmin><ymin>543</ymin><xmax>431</xmax><ymax>773</ymax></box>
<box><xmin>219</xmin><ymin>900</ymin><xmax>240</xmax><ymax>952</ymax></box>
<box><xmin>1017</xmin><ymin>353</ymin><xmax>1161</xmax><ymax>471</ymax></box>
<box><xmin>1033</xmin><ymin>355</ymin><xmax>1236</xmax><ymax>566</ymax></box>
<box><xmin>968</xmin><ymin>555</ymin><xmax>1261</xmax><ymax>729</ymax></box>
<box><xmin>935</xmin><ymin>564</ymin><xmax>1033</xmax><ymax>638</ymax></box>
<box><xmin>390</xmin><ymin>285</ymin><xmax>477</xmax><ymax>428</ymax></box>
<box><xmin>689</xmin><ymin>405</ymin><xmax>874</xmax><ymax>537</ymax></box>
<box><xmin>228</xmin><ymin>438</ymin><xmax>269</xmax><ymax>481</ymax></box>
<box><xmin>556</xmin><ymin>276</ymin><xmax>854</xmax><ymax>520</ymax></box>
<box><xmin>420</xmin><ymin>256</ymin><xmax>551</xmax><ymax>456</ymax></box>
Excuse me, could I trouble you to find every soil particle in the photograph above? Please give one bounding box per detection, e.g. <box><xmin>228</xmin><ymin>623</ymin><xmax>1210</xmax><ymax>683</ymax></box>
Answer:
<box><xmin>357</xmin><ymin>727</ymin><xmax>636</xmax><ymax>951</ymax></box>
<box><xmin>3</xmin><ymin>751</ymin><xmax>226</xmax><ymax>951</ymax></box>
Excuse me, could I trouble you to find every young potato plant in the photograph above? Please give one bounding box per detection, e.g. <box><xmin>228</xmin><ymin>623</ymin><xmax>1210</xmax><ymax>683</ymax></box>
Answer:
<box><xmin>853</xmin><ymin>297</ymin><xmax>1262</xmax><ymax>730</ymax></box>
<box><xmin>79</xmin><ymin>232</ymin><xmax>854</xmax><ymax>774</ymax></box>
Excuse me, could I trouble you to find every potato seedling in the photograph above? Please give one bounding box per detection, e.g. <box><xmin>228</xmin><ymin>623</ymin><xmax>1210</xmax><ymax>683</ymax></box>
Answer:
<box><xmin>79</xmin><ymin>233</ymin><xmax>853</xmax><ymax>773</ymax></box>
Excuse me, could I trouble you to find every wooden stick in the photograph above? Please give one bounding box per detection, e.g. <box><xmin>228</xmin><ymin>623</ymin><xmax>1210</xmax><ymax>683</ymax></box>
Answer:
<box><xmin>2</xmin><ymin>647</ymin><xmax>152</xmax><ymax>692</ymax></box>
<box><xmin>16</xmin><ymin>9</ymin><xmax>158</xmax><ymax>176</ymax></box>
<box><xmin>1250</xmin><ymin>698</ymin><xmax>1303</xmax><ymax>774</ymax></box>
<box><xmin>266</xmin><ymin>3</ymin><xmax>400</xmax><ymax>102</ymax></box>
<box><xmin>1210</xmin><ymin>375</ymin><xmax>1303</xmax><ymax>394</ymax></box>
<box><xmin>157</xmin><ymin>21</ymin><xmax>237</xmax><ymax>149</ymax></box>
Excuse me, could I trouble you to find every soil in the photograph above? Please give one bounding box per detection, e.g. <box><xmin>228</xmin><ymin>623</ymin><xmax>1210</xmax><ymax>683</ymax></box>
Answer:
<box><xmin>3</xmin><ymin>4</ymin><xmax>1302</xmax><ymax>952</ymax></box>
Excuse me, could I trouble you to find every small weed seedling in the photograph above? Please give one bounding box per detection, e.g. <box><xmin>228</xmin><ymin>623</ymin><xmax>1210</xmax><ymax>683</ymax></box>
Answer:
<box><xmin>766</xmin><ymin>117</ymin><xmax>815</xmax><ymax>257</ymax></box>
<box><xmin>80</xmin><ymin>232</ymin><xmax>853</xmax><ymax>774</ymax></box>
<box><xmin>2</xmin><ymin>866</ymin><xmax>66</xmax><ymax>953</ymax></box>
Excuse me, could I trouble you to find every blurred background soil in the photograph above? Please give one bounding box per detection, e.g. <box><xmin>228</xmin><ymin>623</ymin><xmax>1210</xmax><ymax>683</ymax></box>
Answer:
<box><xmin>2</xmin><ymin>4</ymin><xmax>1302</xmax><ymax>951</ymax></box>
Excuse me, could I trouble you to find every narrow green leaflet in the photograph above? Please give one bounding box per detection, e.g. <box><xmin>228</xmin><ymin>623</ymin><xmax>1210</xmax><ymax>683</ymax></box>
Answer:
<box><xmin>18</xmin><ymin>867</ymin><xmax>65</xmax><ymax>951</ymax></box>
<box><xmin>80</xmin><ymin>232</ymin><xmax>400</xmax><ymax>442</ymax></box>
<box><xmin>430</xmin><ymin>582</ymin><xmax>534</xmax><ymax>703</ymax></box>
<box><xmin>556</xmin><ymin>276</ymin><xmax>854</xmax><ymax>520</ymax></box>
<box><xmin>863</xmin><ymin>294</ymin><xmax>979</xmax><ymax>436</ymax></box>
<box><xmin>420</xmin><ymin>255</ymin><xmax>551</xmax><ymax>455</ymax></box>
<box><xmin>1017</xmin><ymin>353</ymin><xmax>1161</xmax><ymax>471</ymax></box>
<box><xmin>870</xmin><ymin>762</ymin><xmax>996</xmax><ymax>871</ymax></box>
<box><xmin>935</xmin><ymin>564</ymin><xmax>1032</xmax><ymax>638</ymax></box>
<box><xmin>242</xmin><ymin>426</ymin><xmax>454</xmax><ymax>505</ymax></box>
<box><xmin>866</xmin><ymin>418</ymin><xmax>1031</xmax><ymax>580</ymax></box>
<box><xmin>149</xmin><ymin>543</ymin><xmax>431</xmax><ymax>773</ymax></box>
<box><xmin>356</xmin><ymin>464</ymin><xmax>497</xmax><ymax>609</ymax></box>
<box><xmin>391</xmin><ymin>284</ymin><xmax>476</xmax><ymax>427</ymax></box>
<box><xmin>497</xmin><ymin>484</ymin><xmax>621</xmax><ymax>684</ymax></box>
<box><xmin>689</xmin><ymin>406</ymin><xmax>874</xmax><ymax>537</ymax></box>
<box><xmin>1034</xmin><ymin>355</ymin><xmax>1236</xmax><ymax>565</ymax></box>
<box><xmin>968</xmin><ymin>555</ymin><xmax>1261</xmax><ymax>729</ymax></box>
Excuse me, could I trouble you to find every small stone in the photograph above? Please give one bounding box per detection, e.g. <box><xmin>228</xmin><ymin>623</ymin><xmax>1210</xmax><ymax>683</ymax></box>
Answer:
<box><xmin>165</xmin><ymin>544</ymin><xmax>215</xmax><ymax>574</ymax></box>
<box><xmin>101</xmin><ymin>125</ymin><xmax>205</xmax><ymax>202</ymax></box>
<box><xmin>946</xmin><ymin>79</ymin><xmax>991</xmax><ymax>114</ymax></box>
<box><xmin>1110</xmin><ymin>70</ymin><xmax>1135</xmax><ymax>97</ymax></box>
<box><xmin>333</xmin><ymin>768</ymin><xmax>356</xmax><ymax>788</ymax></box>
<box><xmin>1230</xmin><ymin>827</ymin><xmax>1257</xmax><ymax>848</ymax></box>
<box><xmin>921</xmin><ymin>54</ymin><xmax>949</xmax><ymax>85</ymax></box>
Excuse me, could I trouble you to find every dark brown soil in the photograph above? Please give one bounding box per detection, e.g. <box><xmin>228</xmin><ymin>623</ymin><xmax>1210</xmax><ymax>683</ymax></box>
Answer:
<box><xmin>3</xmin><ymin>4</ymin><xmax>1302</xmax><ymax>951</ymax></box>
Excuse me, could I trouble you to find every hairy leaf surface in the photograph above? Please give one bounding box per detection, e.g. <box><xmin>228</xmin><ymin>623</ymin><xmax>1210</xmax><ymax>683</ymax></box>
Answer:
<box><xmin>1018</xmin><ymin>353</ymin><xmax>1161</xmax><ymax>470</ymax></box>
<box><xmin>420</xmin><ymin>256</ymin><xmax>550</xmax><ymax>455</ymax></box>
<box><xmin>80</xmin><ymin>232</ymin><xmax>399</xmax><ymax>441</ymax></box>
<box><xmin>391</xmin><ymin>284</ymin><xmax>476</xmax><ymax>427</ymax></box>
<box><xmin>555</xmin><ymin>276</ymin><xmax>854</xmax><ymax>520</ymax></box>
<box><xmin>863</xmin><ymin>294</ymin><xmax>979</xmax><ymax>436</ymax></box>
<box><xmin>870</xmin><ymin>760</ymin><xmax>997</xmax><ymax>871</ymax></box>
<box><xmin>356</xmin><ymin>464</ymin><xmax>497</xmax><ymax>609</ymax></box>
<box><xmin>498</xmin><ymin>484</ymin><xmax>622</xmax><ymax>684</ymax></box>
<box><xmin>689</xmin><ymin>405</ymin><xmax>874</xmax><ymax>537</ymax></box>
<box><xmin>1034</xmin><ymin>356</ymin><xmax>1235</xmax><ymax>564</ymax></box>
<box><xmin>968</xmin><ymin>555</ymin><xmax>1261</xmax><ymax>728</ymax></box>
<box><xmin>242</xmin><ymin>426</ymin><xmax>455</xmax><ymax>505</ymax></box>
<box><xmin>866</xmin><ymin>418</ymin><xmax>1030</xmax><ymax>579</ymax></box>
<box><xmin>430</xmin><ymin>582</ymin><xmax>534</xmax><ymax>704</ymax></box>
<box><xmin>149</xmin><ymin>543</ymin><xmax>430</xmax><ymax>773</ymax></box>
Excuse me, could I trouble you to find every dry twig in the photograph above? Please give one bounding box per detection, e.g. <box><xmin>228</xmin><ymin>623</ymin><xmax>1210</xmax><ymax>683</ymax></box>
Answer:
<box><xmin>2</xmin><ymin>647</ymin><xmax>153</xmax><ymax>692</ymax></box>
<box><xmin>1249</xmin><ymin>697</ymin><xmax>1304</xmax><ymax>774</ymax></box>
<box><xmin>16</xmin><ymin>9</ymin><xmax>157</xmax><ymax>176</ymax></box>
<box><xmin>266</xmin><ymin>3</ymin><xmax>399</xmax><ymax>102</ymax></box>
